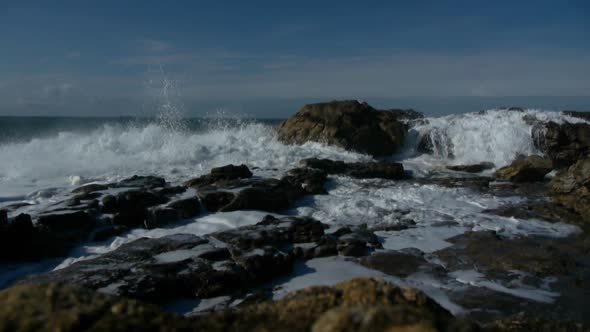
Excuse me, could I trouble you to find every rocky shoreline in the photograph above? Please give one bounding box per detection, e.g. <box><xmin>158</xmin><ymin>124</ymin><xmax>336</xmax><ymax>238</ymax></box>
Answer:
<box><xmin>1</xmin><ymin>100</ymin><xmax>590</xmax><ymax>331</ymax></box>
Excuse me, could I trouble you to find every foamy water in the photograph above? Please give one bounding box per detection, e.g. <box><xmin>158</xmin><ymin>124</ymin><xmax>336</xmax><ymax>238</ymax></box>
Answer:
<box><xmin>0</xmin><ymin>109</ymin><xmax>586</xmax><ymax>310</ymax></box>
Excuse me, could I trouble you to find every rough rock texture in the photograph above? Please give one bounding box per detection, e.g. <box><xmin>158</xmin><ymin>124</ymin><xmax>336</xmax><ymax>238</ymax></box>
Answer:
<box><xmin>495</xmin><ymin>155</ymin><xmax>552</xmax><ymax>182</ymax></box>
<box><xmin>184</xmin><ymin>164</ymin><xmax>252</xmax><ymax>187</ymax></box>
<box><xmin>436</xmin><ymin>231</ymin><xmax>578</xmax><ymax>277</ymax></box>
<box><xmin>563</xmin><ymin>110</ymin><xmax>590</xmax><ymax>121</ymax></box>
<box><xmin>446</xmin><ymin>162</ymin><xmax>495</xmax><ymax>173</ymax></box>
<box><xmin>485</xmin><ymin>313</ymin><xmax>589</xmax><ymax>332</ymax></box>
<box><xmin>28</xmin><ymin>215</ymin><xmax>382</xmax><ymax>304</ymax></box>
<box><xmin>189</xmin><ymin>165</ymin><xmax>327</xmax><ymax>212</ymax></box>
<box><xmin>0</xmin><ymin>283</ymin><xmax>192</xmax><ymax>332</ymax></box>
<box><xmin>193</xmin><ymin>278</ymin><xmax>468</xmax><ymax>332</ymax></box>
<box><xmin>277</xmin><ymin>100</ymin><xmax>408</xmax><ymax>157</ymax></box>
<box><xmin>300</xmin><ymin>158</ymin><xmax>405</xmax><ymax>180</ymax></box>
<box><xmin>532</xmin><ymin>121</ymin><xmax>590</xmax><ymax>168</ymax></box>
<box><xmin>550</xmin><ymin>157</ymin><xmax>590</xmax><ymax>222</ymax></box>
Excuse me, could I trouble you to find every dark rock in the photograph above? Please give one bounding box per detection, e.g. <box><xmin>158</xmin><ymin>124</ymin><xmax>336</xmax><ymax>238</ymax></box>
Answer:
<box><xmin>0</xmin><ymin>210</ymin><xmax>7</xmax><ymax>226</ymax></box>
<box><xmin>532</xmin><ymin>121</ymin><xmax>590</xmax><ymax>168</ymax></box>
<box><xmin>495</xmin><ymin>155</ymin><xmax>553</xmax><ymax>182</ymax></box>
<box><xmin>550</xmin><ymin>157</ymin><xmax>590</xmax><ymax>222</ymax></box>
<box><xmin>485</xmin><ymin>312</ymin><xmax>589</xmax><ymax>332</ymax></box>
<box><xmin>11</xmin><ymin>214</ymin><xmax>34</xmax><ymax>234</ymax></box>
<box><xmin>384</xmin><ymin>108</ymin><xmax>424</xmax><ymax>121</ymax></box>
<box><xmin>91</xmin><ymin>225</ymin><xmax>127</xmax><ymax>242</ymax></box>
<box><xmin>277</xmin><ymin>100</ymin><xmax>407</xmax><ymax>157</ymax></box>
<box><xmin>563</xmin><ymin>110</ymin><xmax>590</xmax><ymax>121</ymax></box>
<box><xmin>483</xmin><ymin>200</ymin><xmax>585</xmax><ymax>227</ymax></box>
<box><xmin>144</xmin><ymin>208</ymin><xmax>180</xmax><ymax>229</ymax></box>
<box><xmin>435</xmin><ymin>231</ymin><xmax>578</xmax><ymax>277</ymax></box>
<box><xmin>198</xmin><ymin>191</ymin><xmax>236</xmax><ymax>212</ymax></box>
<box><xmin>28</xmin><ymin>216</ymin><xmax>381</xmax><ymax>303</ymax></box>
<box><xmin>359</xmin><ymin>249</ymin><xmax>427</xmax><ymax>277</ymax></box>
<box><xmin>417</xmin><ymin>129</ymin><xmax>453</xmax><ymax>156</ymax></box>
<box><xmin>36</xmin><ymin>210</ymin><xmax>94</xmax><ymax>232</ymax></box>
<box><xmin>71</xmin><ymin>183</ymin><xmax>109</xmax><ymax>194</ymax></box>
<box><xmin>284</xmin><ymin>167</ymin><xmax>328</xmax><ymax>194</ymax></box>
<box><xmin>167</xmin><ymin>196</ymin><xmax>201</xmax><ymax>219</ymax></box>
<box><xmin>447</xmin><ymin>162</ymin><xmax>495</xmax><ymax>173</ymax></box>
<box><xmin>300</xmin><ymin>158</ymin><xmax>405</xmax><ymax>180</ymax></box>
<box><xmin>185</xmin><ymin>164</ymin><xmax>253</xmax><ymax>188</ymax></box>
<box><xmin>115</xmin><ymin>175</ymin><xmax>166</xmax><ymax>189</ymax></box>
<box><xmin>100</xmin><ymin>195</ymin><xmax>117</xmax><ymax>213</ymax></box>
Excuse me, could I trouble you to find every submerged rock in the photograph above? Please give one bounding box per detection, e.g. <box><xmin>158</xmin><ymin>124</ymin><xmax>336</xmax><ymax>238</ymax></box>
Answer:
<box><xmin>550</xmin><ymin>157</ymin><xmax>590</xmax><ymax>222</ymax></box>
<box><xmin>300</xmin><ymin>158</ymin><xmax>405</xmax><ymax>180</ymax></box>
<box><xmin>277</xmin><ymin>100</ymin><xmax>407</xmax><ymax>157</ymax></box>
<box><xmin>495</xmin><ymin>155</ymin><xmax>552</xmax><ymax>182</ymax></box>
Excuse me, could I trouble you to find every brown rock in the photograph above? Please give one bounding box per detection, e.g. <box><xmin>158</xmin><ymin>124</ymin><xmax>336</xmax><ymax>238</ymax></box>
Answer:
<box><xmin>277</xmin><ymin>100</ymin><xmax>407</xmax><ymax>157</ymax></box>
<box><xmin>495</xmin><ymin>155</ymin><xmax>552</xmax><ymax>182</ymax></box>
<box><xmin>550</xmin><ymin>157</ymin><xmax>590</xmax><ymax>222</ymax></box>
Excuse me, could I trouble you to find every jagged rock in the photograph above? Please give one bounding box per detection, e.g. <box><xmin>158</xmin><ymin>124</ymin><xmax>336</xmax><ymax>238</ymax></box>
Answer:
<box><xmin>185</xmin><ymin>164</ymin><xmax>253</xmax><ymax>187</ymax></box>
<box><xmin>277</xmin><ymin>100</ymin><xmax>407</xmax><ymax>157</ymax></box>
<box><xmin>550</xmin><ymin>157</ymin><xmax>590</xmax><ymax>222</ymax></box>
<box><xmin>532</xmin><ymin>121</ymin><xmax>590</xmax><ymax>168</ymax></box>
<box><xmin>495</xmin><ymin>155</ymin><xmax>552</xmax><ymax>182</ymax></box>
<box><xmin>447</xmin><ymin>162</ymin><xmax>495</xmax><ymax>173</ymax></box>
<box><xmin>435</xmin><ymin>231</ymin><xmax>578</xmax><ymax>277</ymax></box>
<box><xmin>36</xmin><ymin>210</ymin><xmax>94</xmax><ymax>232</ymax></box>
<box><xmin>196</xmin><ymin>167</ymin><xmax>327</xmax><ymax>213</ymax></box>
<box><xmin>300</xmin><ymin>158</ymin><xmax>405</xmax><ymax>180</ymax></box>
<box><xmin>115</xmin><ymin>175</ymin><xmax>166</xmax><ymax>189</ymax></box>
<box><xmin>0</xmin><ymin>282</ymin><xmax>192</xmax><ymax>332</ymax></box>
<box><xmin>0</xmin><ymin>210</ymin><xmax>7</xmax><ymax>226</ymax></box>
<box><xmin>27</xmin><ymin>216</ymin><xmax>381</xmax><ymax>304</ymax></box>
<box><xmin>563</xmin><ymin>110</ymin><xmax>590</xmax><ymax>121</ymax></box>
<box><xmin>145</xmin><ymin>197</ymin><xmax>201</xmax><ymax>229</ymax></box>
<box><xmin>193</xmin><ymin>278</ymin><xmax>463</xmax><ymax>332</ymax></box>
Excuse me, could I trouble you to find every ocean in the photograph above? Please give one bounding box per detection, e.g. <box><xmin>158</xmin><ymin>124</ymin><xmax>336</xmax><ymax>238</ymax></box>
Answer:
<box><xmin>0</xmin><ymin>108</ymin><xmax>586</xmax><ymax>314</ymax></box>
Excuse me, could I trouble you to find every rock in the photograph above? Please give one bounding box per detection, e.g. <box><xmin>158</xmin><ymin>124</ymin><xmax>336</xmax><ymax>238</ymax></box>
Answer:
<box><xmin>483</xmin><ymin>201</ymin><xmax>584</xmax><ymax>227</ymax></box>
<box><xmin>115</xmin><ymin>175</ymin><xmax>166</xmax><ymax>189</ymax></box>
<box><xmin>0</xmin><ymin>282</ymin><xmax>192</xmax><ymax>332</ymax></box>
<box><xmin>532</xmin><ymin>121</ymin><xmax>590</xmax><ymax>168</ymax></box>
<box><xmin>384</xmin><ymin>108</ymin><xmax>424</xmax><ymax>121</ymax></box>
<box><xmin>71</xmin><ymin>183</ymin><xmax>109</xmax><ymax>194</ymax></box>
<box><xmin>484</xmin><ymin>313</ymin><xmax>589</xmax><ymax>331</ymax></box>
<box><xmin>301</xmin><ymin>158</ymin><xmax>405</xmax><ymax>180</ymax></box>
<box><xmin>435</xmin><ymin>231</ymin><xmax>577</xmax><ymax>277</ymax></box>
<box><xmin>277</xmin><ymin>100</ymin><xmax>407</xmax><ymax>157</ymax></box>
<box><xmin>550</xmin><ymin>157</ymin><xmax>590</xmax><ymax>222</ymax></box>
<box><xmin>417</xmin><ymin>129</ymin><xmax>453</xmax><ymax>156</ymax></box>
<box><xmin>495</xmin><ymin>155</ymin><xmax>552</xmax><ymax>182</ymax></box>
<box><xmin>27</xmin><ymin>216</ymin><xmax>381</xmax><ymax>304</ymax></box>
<box><xmin>563</xmin><ymin>110</ymin><xmax>590</xmax><ymax>121</ymax></box>
<box><xmin>284</xmin><ymin>167</ymin><xmax>328</xmax><ymax>194</ymax></box>
<box><xmin>193</xmin><ymin>278</ymin><xmax>461</xmax><ymax>332</ymax></box>
<box><xmin>144</xmin><ymin>196</ymin><xmax>201</xmax><ymax>229</ymax></box>
<box><xmin>0</xmin><ymin>210</ymin><xmax>7</xmax><ymax>226</ymax></box>
<box><xmin>185</xmin><ymin>164</ymin><xmax>253</xmax><ymax>187</ymax></box>
<box><xmin>36</xmin><ymin>210</ymin><xmax>95</xmax><ymax>232</ymax></box>
<box><xmin>359</xmin><ymin>249</ymin><xmax>427</xmax><ymax>277</ymax></box>
<box><xmin>447</xmin><ymin>162</ymin><xmax>495</xmax><ymax>173</ymax></box>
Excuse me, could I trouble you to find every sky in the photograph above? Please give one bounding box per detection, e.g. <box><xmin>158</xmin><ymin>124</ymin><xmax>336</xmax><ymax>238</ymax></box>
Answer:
<box><xmin>0</xmin><ymin>0</ymin><xmax>589</xmax><ymax>117</ymax></box>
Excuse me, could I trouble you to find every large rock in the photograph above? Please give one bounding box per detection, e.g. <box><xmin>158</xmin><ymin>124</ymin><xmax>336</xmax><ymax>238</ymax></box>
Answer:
<box><xmin>550</xmin><ymin>157</ymin><xmax>590</xmax><ymax>222</ymax></box>
<box><xmin>532</xmin><ymin>121</ymin><xmax>590</xmax><ymax>168</ymax></box>
<box><xmin>277</xmin><ymin>100</ymin><xmax>408</xmax><ymax>157</ymax></box>
<box><xmin>563</xmin><ymin>110</ymin><xmax>590</xmax><ymax>121</ymax></box>
<box><xmin>495</xmin><ymin>155</ymin><xmax>552</xmax><ymax>182</ymax></box>
<box><xmin>0</xmin><ymin>282</ymin><xmax>191</xmax><ymax>332</ymax></box>
<box><xmin>193</xmin><ymin>278</ymin><xmax>463</xmax><ymax>332</ymax></box>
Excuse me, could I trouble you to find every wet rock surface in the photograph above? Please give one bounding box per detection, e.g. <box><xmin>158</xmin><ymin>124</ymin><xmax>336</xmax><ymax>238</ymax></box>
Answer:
<box><xmin>300</xmin><ymin>158</ymin><xmax>405</xmax><ymax>180</ymax></box>
<box><xmin>27</xmin><ymin>215</ymin><xmax>382</xmax><ymax>304</ymax></box>
<box><xmin>277</xmin><ymin>100</ymin><xmax>408</xmax><ymax>157</ymax></box>
<box><xmin>550</xmin><ymin>157</ymin><xmax>590</xmax><ymax>223</ymax></box>
<box><xmin>495</xmin><ymin>155</ymin><xmax>553</xmax><ymax>182</ymax></box>
<box><xmin>533</xmin><ymin>121</ymin><xmax>590</xmax><ymax>168</ymax></box>
<box><xmin>446</xmin><ymin>162</ymin><xmax>495</xmax><ymax>173</ymax></box>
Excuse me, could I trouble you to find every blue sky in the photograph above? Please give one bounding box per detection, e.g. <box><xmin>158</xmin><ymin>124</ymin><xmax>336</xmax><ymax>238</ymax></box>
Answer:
<box><xmin>0</xmin><ymin>0</ymin><xmax>588</xmax><ymax>116</ymax></box>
